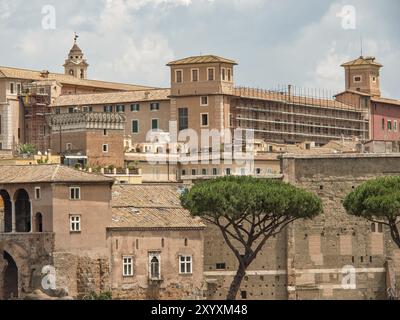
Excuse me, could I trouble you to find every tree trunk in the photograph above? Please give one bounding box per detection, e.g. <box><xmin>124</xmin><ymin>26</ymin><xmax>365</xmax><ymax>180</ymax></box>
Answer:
<box><xmin>226</xmin><ymin>264</ymin><xmax>246</xmax><ymax>300</ymax></box>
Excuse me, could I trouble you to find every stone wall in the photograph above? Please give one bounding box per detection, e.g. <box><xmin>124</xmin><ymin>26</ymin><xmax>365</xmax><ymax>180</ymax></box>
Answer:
<box><xmin>0</xmin><ymin>232</ymin><xmax>54</xmax><ymax>299</ymax></box>
<box><xmin>204</xmin><ymin>154</ymin><xmax>400</xmax><ymax>300</ymax></box>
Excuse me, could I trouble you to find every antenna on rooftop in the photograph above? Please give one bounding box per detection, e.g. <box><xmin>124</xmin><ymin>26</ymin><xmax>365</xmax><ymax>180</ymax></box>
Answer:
<box><xmin>360</xmin><ymin>36</ymin><xmax>363</xmax><ymax>57</ymax></box>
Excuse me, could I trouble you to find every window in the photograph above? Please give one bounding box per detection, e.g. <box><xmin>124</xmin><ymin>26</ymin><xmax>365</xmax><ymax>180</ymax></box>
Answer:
<box><xmin>202</xmin><ymin>169</ymin><xmax>208</xmax><ymax>175</ymax></box>
<box><xmin>382</xmin><ymin>118</ymin><xmax>385</xmax><ymax>130</ymax></box>
<box><xmin>123</xmin><ymin>256</ymin><xmax>134</xmax><ymax>277</ymax></box>
<box><xmin>66</xmin><ymin>143</ymin><xmax>72</xmax><ymax>151</ymax></box>
<box><xmin>10</xmin><ymin>83</ymin><xmax>15</xmax><ymax>94</ymax></box>
<box><xmin>216</xmin><ymin>263</ymin><xmax>226</xmax><ymax>270</ymax></box>
<box><xmin>201</xmin><ymin>113</ymin><xmax>209</xmax><ymax>127</ymax></box>
<box><xmin>82</xmin><ymin>106</ymin><xmax>92</xmax><ymax>112</ymax></box>
<box><xmin>354</xmin><ymin>76</ymin><xmax>362</xmax><ymax>83</ymax></box>
<box><xmin>35</xmin><ymin>187</ymin><xmax>41</xmax><ymax>200</ymax></box>
<box><xmin>207</xmin><ymin>68</ymin><xmax>215</xmax><ymax>81</ymax></box>
<box><xmin>70</xmin><ymin>187</ymin><xmax>81</xmax><ymax>200</ymax></box>
<box><xmin>149</xmin><ymin>252</ymin><xmax>161</xmax><ymax>280</ymax></box>
<box><xmin>256</xmin><ymin>168</ymin><xmax>261</xmax><ymax>175</ymax></box>
<box><xmin>200</xmin><ymin>96</ymin><xmax>208</xmax><ymax>106</ymax></box>
<box><xmin>372</xmin><ymin>76</ymin><xmax>377</xmax><ymax>83</ymax></box>
<box><xmin>221</xmin><ymin>68</ymin><xmax>226</xmax><ymax>81</ymax></box>
<box><xmin>241</xmin><ymin>291</ymin><xmax>247</xmax><ymax>300</ymax></box>
<box><xmin>103</xmin><ymin>129</ymin><xmax>107</xmax><ymax>136</ymax></box>
<box><xmin>70</xmin><ymin>215</ymin><xmax>81</xmax><ymax>232</ymax></box>
<box><xmin>191</xmin><ymin>169</ymin><xmax>197</xmax><ymax>176</ymax></box>
<box><xmin>175</xmin><ymin>70</ymin><xmax>183</xmax><ymax>83</ymax></box>
<box><xmin>388</xmin><ymin>120</ymin><xmax>392</xmax><ymax>131</ymax></box>
<box><xmin>17</xmin><ymin>83</ymin><xmax>22</xmax><ymax>94</ymax></box>
<box><xmin>395</xmin><ymin>121</ymin><xmax>398</xmax><ymax>132</ymax></box>
<box><xmin>225</xmin><ymin>168</ymin><xmax>231</xmax><ymax>176</ymax></box>
<box><xmin>228</xmin><ymin>69</ymin><xmax>232</xmax><ymax>82</ymax></box>
<box><xmin>178</xmin><ymin>108</ymin><xmax>188</xmax><ymax>131</ymax></box>
<box><xmin>212</xmin><ymin>168</ymin><xmax>218</xmax><ymax>175</ymax></box>
<box><xmin>131</xmin><ymin>104</ymin><xmax>140</xmax><ymax>112</ymax></box>
<box><xmin>132</xmin><ymin>120</ymin><xmax>139</xmax><ymax>134</ymax></box>
<box><xmin>191</xmin><ymin>69</ymin><xmax>199</xmax><ymax>82</ymax></box>
<box><xmin>151</xmin><ymin>119</ymin><xmax>159</xmax><ymax>130</ymax></box>
<box><xmin>150</xmin><ymin>102</ymin><xmax>160</xmax><ymax>111</ymax></box>
<box><xmin>103</xmin><ymin>144</ymin><xmax>109</xmax><ymax>153</ymax></box>
<box><xmin>179</xmin><ymin>256</ymin><xmax>193</xmax><ymax>274</ymax></box>
<box><xmin>181</xmin><ymin>170</ymin><xmax>186</xmax><ymax>176</ymax></box>
<box><xmin>116</xmin><ymin>105</ymin><xmax>125</xmax><ymax>113</ymax></box>
<box><xmin>68</xmin><ymin>107</ymin><xmax>75</xmax><ymax>114</ymax></box>
<box><xmin>104</xmin><ymin>105</ymin><xmax>113</xmax><ymax>113</ymax></box>
<box><xmin>371</xmin><ymin>222</ymin><xmax>383</xmax><ymax>233</ymax></box>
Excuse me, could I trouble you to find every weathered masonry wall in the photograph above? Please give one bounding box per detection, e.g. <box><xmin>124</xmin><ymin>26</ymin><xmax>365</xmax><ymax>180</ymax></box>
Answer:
<box><xmin>0</xmin><ymin>233</ymin><xmax>54</xmax><ymax>299</ymax></box>
<box><xmin>282</xmin><ymin>154</ymin><xmax>400</xmax><ymax>300</ymax></box>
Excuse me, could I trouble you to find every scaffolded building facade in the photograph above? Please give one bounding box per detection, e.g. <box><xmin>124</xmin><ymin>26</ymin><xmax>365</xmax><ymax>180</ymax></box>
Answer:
<box><xmin>230</xmin><ymin>86</ymin><xmax>370</xmax><ymax>146</ymax></box>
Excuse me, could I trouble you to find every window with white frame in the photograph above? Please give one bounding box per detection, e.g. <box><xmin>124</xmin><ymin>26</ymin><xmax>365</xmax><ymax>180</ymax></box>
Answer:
<box><xmin>123</xmin><ymin>256</ymin><xmax>134</xmax><ymax>277</ymax></box>
<box><xmin>66</xmin><ymin>143</ymin><xmax>72</xmax><ymax>151</ymax></box>
<box><xmin>353</xmin><ymin>75</ymin><xmax>362</xmax><ymax>83</ymax></box>
<box><xmin>175</xmin><ymin>70</ymin><xmax>183</xmax><ymax>83</ymax></box>
<box><xmin>70</xmin><ymin>187</ymin><xmax>81</xmax><ymax>200</ymax></box>
<box><xmin>149</xmin><ymin>252</ymin><xmax>161</xmax><ymax>280</ymax></box>
<box><xmin>131</xmin><ymin>104</ymin><xmax>140</xmax><ymax>112</ymax></box>
<box><xmin>17</xmin><ymin>83</ymin><xmax>22</xmax><ymax>94</ymax></box>
<box><xmin>207</xmin><ymin>68</ymin><xmax>215</xmax><ymax>81</ymax></box>
<box><xmin>10</xmin><ymin>83</ymin><xmax>15</xmax><ymax>94</ymax></box>
<box><xmin>179</xmin><ymin>255</ymin><xmax>193</xmax><ymax>274</ymax></box>
<box><xmin>200</xmin><ymin>96</ymin><xmax>208</xmax><ymax>106</ymax></box>
<box><xmin>228</xmin><ymin>69</ymin><xmax>232</xmax><ymax>82</ymax></box>
<box><xmin>191</xmin><ymin>69</ymin><xmax>199</xmax><ymax>82</ymax></box>
<box><xmin>35</xmin><ymin>187</ymin><xmax>41</xmax><ymax>200</ymax></box>
<box><xmin>132</xmin><ymin>120</ymin><xmax>139</xmax><ymax>134</ymax></box>
<box><xmin>221</xmin><ymin>68</ymin><xmax>226</xmax><ymax>81</ymax></box>
<box><xmin>151</xmin><ymin>119</ymin><xmax>159</xmax><ymax>130</ymax></box>
<box><xmin>70</xmin><ymin>215</ymin><xmax>81</xmax><ymax>232</ymax></box>
<box><xmin>201</xmin><ymin>113</ymin><xmax>209</xmax><ymax>127</ymax></box>
<box><xmin>116</xmin><ymin>105</ymin><xmax>125</xmax><ymax>113</ymax></box>
<box><xmin>150</xmin><ymin>102</ymin><xmax>160</xmax><ymax>111</ymax></box>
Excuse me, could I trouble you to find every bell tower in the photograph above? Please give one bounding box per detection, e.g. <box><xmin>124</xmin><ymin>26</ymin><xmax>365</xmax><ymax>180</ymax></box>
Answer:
<box><xmin>341</xmin><ymin>56</ymin><xmax>382</xmax><ymax>97</ymax></box>
<box><xmin>63</xmin><ymin>33</ymin><xmax>89</xmax><ymax>79</ymax></box>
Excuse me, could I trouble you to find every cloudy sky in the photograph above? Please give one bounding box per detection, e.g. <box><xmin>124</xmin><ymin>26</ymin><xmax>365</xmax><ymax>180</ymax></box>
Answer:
<box><xmin>0</xmin><ymin>0</ymin><xmax>399</xmax><ymax>98</ymax></box>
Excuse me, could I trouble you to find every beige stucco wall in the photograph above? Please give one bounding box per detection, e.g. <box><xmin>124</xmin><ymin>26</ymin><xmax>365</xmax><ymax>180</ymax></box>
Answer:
<box><xmin>108</xmin><ymin>229</ymin><xmax>204</xmax><ymax>300</ymax></box>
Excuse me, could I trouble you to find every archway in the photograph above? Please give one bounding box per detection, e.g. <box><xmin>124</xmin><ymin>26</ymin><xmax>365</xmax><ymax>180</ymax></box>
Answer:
<box><xmin>0</xmin><ymin>190</ymin><xmax>12</xmax><ymax>233</ymax></box>
<box><xmin>35</xmin><ymin>213</ymin><xmax>43</xmax><ymax>233</ymax></box>
<box><xmin>2</xmin><ymin>251</ymin><xmax>18</xmax><ymax>299</ymax></box>
<box><xmin>14</xmin><ymin>189</ymin><xmax>31</xmax><ymax>233</ymax></box>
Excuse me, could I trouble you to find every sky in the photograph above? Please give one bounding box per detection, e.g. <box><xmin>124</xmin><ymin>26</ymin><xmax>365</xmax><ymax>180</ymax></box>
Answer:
<box><xmin>0</xmin><ymin>0</ymin><xmax>399</xmax><ymax>98</ymax></box>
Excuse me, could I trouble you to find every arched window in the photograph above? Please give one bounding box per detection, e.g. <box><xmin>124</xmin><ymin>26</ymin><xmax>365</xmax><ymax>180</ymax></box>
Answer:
<box><xmin>69</xmin><ymin>70</ymin><xmax>74</xmax><ymax>76</ymax></box>
<box><xmin>35</xmin><ymin>212</ymin><xmax>43</xmax><ymax>232</ymax></box>
<box><xmin>149</xmin><ymin>253</ymin><xmax>161</xmax><ymax>280</ymax></box>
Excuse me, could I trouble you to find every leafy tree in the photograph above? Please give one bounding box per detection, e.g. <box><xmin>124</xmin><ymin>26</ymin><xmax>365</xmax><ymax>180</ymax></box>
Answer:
<box><xmin>181</xmin><ymin>176</ymin><xmax>322</xmax><ymax>300</ymax></box>
<box><xmin>18</xmin><ymin>143</ymin><xmax>36</xmax><ymax>156</ymax></box>
<box><xmin>343</xmin><ymin>176</ymin><xmax>400</xmax><ymax>247</ymax></box>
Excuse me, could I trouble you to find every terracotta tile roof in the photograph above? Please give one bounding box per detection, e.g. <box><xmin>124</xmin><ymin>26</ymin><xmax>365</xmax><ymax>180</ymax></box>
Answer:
<box><xmin>111</xmin><ymin>184</ymin><xmax>205</xmax><ymax>229</ymax></box>
<box><xmin>341</xmin><ymin>56</ymin><xmax>383</xmax><ymax>67</ymax></box>
<box><xmin>0</xmin><ymin>66</ymin><xmax>154</xmax><ymax>91</ymax></box>
<box><xmin>51</xmin><ymin>89</ymin><xmax>170</xmax><ymax>107</ymax></box>
<box><xmin>0</xmin><ymin>165</ymin><xmax>114</xmax><ymax>184</ymax></box>
<box><xmin>167</xmin><ymin>55</ymin><xmax>237</xmax><ymax>66</ymax></box>
<box><xmin>371</xmin><ymin>97</ymin><xmax>400</xmax><ymax>106</ymax></box>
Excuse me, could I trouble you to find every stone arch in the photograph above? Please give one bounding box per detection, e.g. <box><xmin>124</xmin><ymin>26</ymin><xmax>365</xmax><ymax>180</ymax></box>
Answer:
<box><xmin>0</xmin><ymin>190</ymin><xmax>12</xmax><ymax>233</ymax></box>
<box><xmin>2</xmin><ymin>251</ymin><xmax>18</xmax><ymax>299</ymax></box>
<box><xmin>0</xmin><ymin>242</ymin><xmax>29</xmax><ymax>299</ymax></box>
<box><xmin>14</xmin><ymin>189</ymin><xmax>31</xmax><ymax>233</ymax></box>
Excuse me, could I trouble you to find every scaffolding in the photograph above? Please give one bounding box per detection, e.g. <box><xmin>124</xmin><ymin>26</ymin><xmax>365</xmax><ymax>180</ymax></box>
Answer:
<box><xmin>231</xmin><ymin>85</ymin><xmax>370</xmax><ymax>145</ymax></box>
<box><xmin>20</xmin><ymin>82</ymin><xmax>52</xmax><ymax>152</ymax></box>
